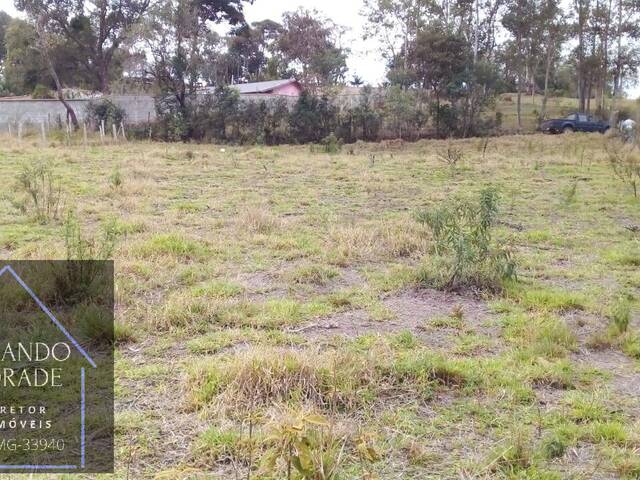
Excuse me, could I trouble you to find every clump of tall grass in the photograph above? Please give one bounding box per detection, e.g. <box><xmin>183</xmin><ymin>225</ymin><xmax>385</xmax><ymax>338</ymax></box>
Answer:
<box><xmin>610</xmin><ymin>294</ymin><xmax>632</xmax><ymax>334</ymax></box>
<box><xmin>14</xmin><ymin>161</ymin><xmax>64</xmax><ymax>223</ymax></box>
<box><xmin>237</xmin><ymin>207</ymin><xmax>282</xmax><ymax>234</ymax></box>
<box><xmin>326</xmin><ymin>220</ymin><xmax>427</xmax><ymax>266</ymax></box>
<box><xmin>187</xmin><ymin>345</ymin><xmax>480</xmax><ymax>414</ymax></box>
<box><xmin>53</xmin><ymin>211</ymin><xmax>118</xmax><ymax>302</ymax></box>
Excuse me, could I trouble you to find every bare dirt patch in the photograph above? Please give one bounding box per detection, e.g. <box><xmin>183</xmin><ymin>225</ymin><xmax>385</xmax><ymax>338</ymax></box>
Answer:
<box><xmin>300</xmin><ymin>288</ymin><xmax>503</xmax><ymax>353</ymax></box>
<box><xmin>573</xmin><ymin>348</ymin><xmax>640</xmax><ymax>399</ymax></box>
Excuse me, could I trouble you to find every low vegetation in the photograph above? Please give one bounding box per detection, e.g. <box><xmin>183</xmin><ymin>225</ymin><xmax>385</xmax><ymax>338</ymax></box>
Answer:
<box><xmin>0</xmin><ymin>132</ymin><xmax>638</xmax><ymax>479</ymax></box>
<box><xmin>416</xmin><ymin>187</ymin><xmax>517</xmax><ymax>291</ymax></box>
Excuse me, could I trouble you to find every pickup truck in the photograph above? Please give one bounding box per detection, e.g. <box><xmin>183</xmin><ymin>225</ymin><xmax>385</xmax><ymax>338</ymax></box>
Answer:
<box><xmin>541</xmin><ymin>113</ymin><xmax>610</xmax><ymax>134</ymax></box>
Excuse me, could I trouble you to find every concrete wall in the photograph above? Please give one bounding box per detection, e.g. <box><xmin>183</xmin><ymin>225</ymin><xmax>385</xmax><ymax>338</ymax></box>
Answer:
<box><xmin>0</xmin><ymin>95</ymin><xmax>156</xmax><ymax>130</ymax></box>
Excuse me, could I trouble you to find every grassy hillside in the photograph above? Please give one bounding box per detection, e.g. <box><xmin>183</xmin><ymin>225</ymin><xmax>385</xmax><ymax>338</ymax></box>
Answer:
<box><xmin>0</xmin><ymin>133</ymin><xmax>639</xmax><ymax>478</ymax></box>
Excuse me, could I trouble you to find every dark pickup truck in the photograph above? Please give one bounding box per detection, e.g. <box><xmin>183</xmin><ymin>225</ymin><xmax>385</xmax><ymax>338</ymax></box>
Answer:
<box><xmin>541</xmin><ymin>113</ymin><xmax>610</xmax><ymax>134</ymax></box>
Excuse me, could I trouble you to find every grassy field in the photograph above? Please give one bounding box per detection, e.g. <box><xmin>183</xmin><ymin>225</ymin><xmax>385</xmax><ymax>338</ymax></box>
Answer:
<box><xmin>0</xmin><ymin>132</ymin><xmax>639</xmax><ymax>479</ymax></box>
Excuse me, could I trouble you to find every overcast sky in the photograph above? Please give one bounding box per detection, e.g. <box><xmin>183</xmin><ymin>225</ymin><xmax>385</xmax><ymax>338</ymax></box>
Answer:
<box><xmin>1</xmin><ymin>0</ymin><xmax>638</xmax><ymax>97</ymax></box>
<box><xmin>0</xmin><ymin>0</ymin><xmax>388</xmax><ymax>85</ymax></box>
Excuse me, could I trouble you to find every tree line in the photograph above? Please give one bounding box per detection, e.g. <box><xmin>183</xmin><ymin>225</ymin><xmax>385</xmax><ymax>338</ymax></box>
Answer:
<box><xmin>0</xmin><ymin>0</ymin><xmax>638</xmax><ymax>140</ymax></box>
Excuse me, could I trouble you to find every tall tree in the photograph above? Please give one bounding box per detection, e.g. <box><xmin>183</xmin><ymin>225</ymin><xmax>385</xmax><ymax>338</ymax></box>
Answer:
<box><xmin>15</xmin><ymin>0</ymin><xmax>151</xmax><ymax>92</ymax></box>
<box><xmin>0</xmin><ymin>11</ymin><xmax>12</xmax><ymax>64</ymax></box>
<box><xmin>502</xmin><ymin>0</ymin><xmax>536</xmax><ymax>130</ymax></box>
<box><xmin>34</xmin><ymin>12</ymin><xmax>79</xmax><ymax>127</ymax></box>
<box><xmin>3</xmin><ymin>19</ymin><xmax>50</xmax><ymax>94</ymax></box>
<box><xmin>144</xmin><ymin>0</ymin><xmax>253</xmax><ymax>136</ymax></box>
<box><xmin>407</xmin><ymin>26</ymin><xmax>470</xmax><ymax>134</ymax></box>
<box><xmin>221</xmin><ymin>19</ymin><xmax>283</xmax><ymax>83</ymax></box>
<box><xmin>539</xmin><ymin>0</ymin><xmax>566</xmax><ymax>121</ymax></box>
<box><xmin>611</xmin><ymin>0</ymin><xmax>640</xmax><ymax>107</ymax></box>
<box><xmin>276</xmin><ymin>9</ymin><xmax>348</xmax><ymax>90</ymax></box>
<box><xmin>572</xmin><ymin>0</ymin><xmax>591</xmax><ymax>111</ymax></box>
<box><xmin>362</xmin><ymin>0</ymin><xmax>432</xmax><ymax>83</ymax></box>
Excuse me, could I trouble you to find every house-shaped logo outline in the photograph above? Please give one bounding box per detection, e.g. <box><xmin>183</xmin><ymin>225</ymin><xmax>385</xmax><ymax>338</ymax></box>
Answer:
<box><xmin>0</xmin><ymin>264</ymin><xmax>96</xmax><ymax>471</ymax></box>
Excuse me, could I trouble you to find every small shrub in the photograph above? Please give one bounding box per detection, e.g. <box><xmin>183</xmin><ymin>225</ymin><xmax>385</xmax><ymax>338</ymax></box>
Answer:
<box><xmin>14</xmin><ymin>162</ymin><xmax>64</xmax><ymax>223</ymax></box>
<box><xmin>32</xmin><ymin>84</ymin><xmax>53</xmax><ymax>99</ymax></box>
<box><xmin>75</xmin><ymin>302</ymin><xmax>113</xmax><ymax>345</ymax></box>
<box><xmin>563</xmin><ymin>181</ymin><xmax>578</xmax><ymax>205</ymax></box>
<box><xmin>437</xmin><ymin>142</ymin><xmax>465</xmax><ymax>171</ymax></box>
<box><xmin>64</xmin><ymin>210</ymin><xmax>117</xmax><ymax>261</ymax></box>
<box><xmin>86</xmin><ymin>99</ymin><xmax>126</xmax><ymax>131</ymax></box>
<box><xmin>320</xmin><ymin>133</ymin><xmax>343</xmax><ymax>154</ymax></box>
<box><xmin>415</xmin><ymin>187</ymin><xmax>516</xmax><ymax>291</ymax></box>
<box><xmin>261</xmin><ymin>409</ymin><xmax>345</xmax><ymax>480</ymax></box>
<box><xmin>606</xmin><ymin>139</ymin><xmax>640</xmax><ymax>197</ymax></box>
<box><xmin>286</xmin><ymin>264</ymin><xmax>338</xmax><ymax>286</ymax></box>
<box><xmin>610</xmin><ymin>294</ymin><xmax>632</xmax><ymax>333</ymax></box>
<box><xmin>516</xmin><ymin>287</ymin><xmax>586</xmax><ymax>312</ymax></box>
<box><xmin>53</xmin><ymin>212</ymin><xmax>117</xmax><ymax>302</ymax></box>
<box><xmin>109</xmin><ymin>167</ymin><xmax>123</xmax><ymax>189</ymax></box>
<box><xmin>114</xmin><ymin>321</ymin><xmax>137</xmax><ymax>344</ymax></box>
<box><xmin>195</xmin><ymin>426</ymin><xmax>248</xmax><ymax>464</ymax></box>
<box><xmin>540</xmin><ymin>433</ymin><xmax>568</xmax><ymax>459</ymax></box>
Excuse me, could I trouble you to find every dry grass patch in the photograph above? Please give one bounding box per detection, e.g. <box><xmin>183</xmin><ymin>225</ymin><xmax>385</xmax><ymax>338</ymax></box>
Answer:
<box><xmin>236</xmin><ymin>206</ymin><xmax>283</xmax><ymax>234</ymax></box>
<box><xmin>186</xmin><ymin>344</ymin><xmax>483</xmax><ymax>415</ymax></box>
<box><xmin>326</xmin><ymin>219</ymin><xmax>428</xmax><ymax>266</ymax></box>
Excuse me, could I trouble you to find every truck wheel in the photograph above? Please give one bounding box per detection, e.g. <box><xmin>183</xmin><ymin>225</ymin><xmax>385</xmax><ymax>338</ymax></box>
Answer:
<box><xmin>563</xmin><ymin>126</ymin><xmax>573</xmax><ymax>134</ymax></box>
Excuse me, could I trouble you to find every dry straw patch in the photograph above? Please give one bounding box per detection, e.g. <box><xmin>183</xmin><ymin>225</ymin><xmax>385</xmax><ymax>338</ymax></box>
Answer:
<box><xmin>236</xmin><ymin>206</ymin><xmax>284</xmax><ymax>234</ymax></box>
<box><xmin>326</xmin><ymin>219</ymin><xmax>428</xmax><ymax>266</ymax></box>
<box><xmin>186</xmin><ymin>343</ymin><xmax>480</xmax><ymax>418</ymax></box>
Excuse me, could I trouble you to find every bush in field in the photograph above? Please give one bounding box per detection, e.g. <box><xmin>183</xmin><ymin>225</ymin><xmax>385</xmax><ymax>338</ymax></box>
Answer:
<box><xmin>416</xmin><ymin>187</ymin><xmax>516</xmax><ymax>291</ymax></box>
<box><xmin>336</xmin><ymin>86</ymin><xmax>383</xmax><ymax>143</ymax></box>
<box><xmin>190</xmin><ymin>87</ymin><xmax>241</xmax><ymax>142</ymax></box>
<box><xmin>383</xmin><ymin>85</ymin><xmax>428</xmax><ymax>140</ymax></box>
<box><xmin>605</xmin><ymin>138</ymin><xmax>640</xmax><ymax>197</ymax></box>
<box><xmin>86</xmin><ymin>99</ymin><xmax>126</xmax><ymax>131</ymax></box>
<box><xmin>610</xmin><ymin>294</ymin><xmax>631</xmax><ymax>334</ymax></box>
<box><xmin>64</xmin><ymin>210</ymin><xmax>117</xmax><ymax>261</ymax></box>
<box><xmin>261</xmin><ymin>410</ymin><xmax>345</xmax><ymax>480</ymax></box>
<box><xmin>262</xmin><ymin>98</ymin><xmax>292</xmax><ymax>145</ymax></box>
<box><xmin>156</xmin><ymin>88</ymin><xmax>293</xmax><ymax>145</ymax></box>
<box><xmin>54</xmin><ymin>211</ymin><xmax>118</xmax><ymax>302</ymax></box>
<box><xmin>154</xmin><ymin>96</ymin><xmax>189</xmax><ymax>141</ymax></box>
<box><xmin>14</xmin><ymin>161</ymin><xmax>64</xmax><ymax>224</ymax></box>
<box><xmin>321</xmin><ymin>133</ymin><xmax>342</xmax><ymax>154</ymax></box>
<box><xmin>290</xmin><ymin>92</ymin><xmax>338</xmax><ymax>143</ymax></box>
<box><xmin>32</xmin><ymin>84</ymin><xmax>53</xmax><ymax>99</ymax></box>
<box><xmin>429</xmin><ymin>102</ymin><xmax>459</xmax><ymax>137</ymax></box>
<box><xmin>437</xmin><ymin>142</ymin><xmax>465</xmax><ymax>172</ymax></box>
